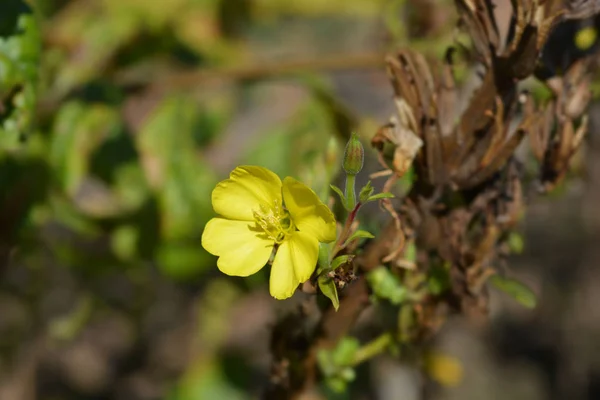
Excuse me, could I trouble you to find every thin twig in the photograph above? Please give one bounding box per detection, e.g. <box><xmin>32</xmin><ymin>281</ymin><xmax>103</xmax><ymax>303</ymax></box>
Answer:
<box><xmin>115</xmin><ymin>52</ymin><xmax>388</xmax><ymax>89</ymax></box>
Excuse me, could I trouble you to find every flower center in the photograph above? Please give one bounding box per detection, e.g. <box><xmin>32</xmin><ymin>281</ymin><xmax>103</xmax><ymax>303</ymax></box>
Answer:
<box><xmin>253</xmin><ymin>201</ymin><xmax>295</xmax><ymax>243</ymax></box>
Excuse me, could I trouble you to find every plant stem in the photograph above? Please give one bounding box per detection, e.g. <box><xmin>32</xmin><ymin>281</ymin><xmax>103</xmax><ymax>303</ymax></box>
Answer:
<box><xmin>330</xmin><ymin>202</ymin><xmax>361</xmax><ymax>261</ymax></box>
<box><xmin>344</xmin><ymin>174</ymin><xmax>356</xmax><ymax>211</ymax></box>
<box><xmin>351</xmin><ymin>332</ymin><xmax>393</xmax><ymax>366</ymax></box>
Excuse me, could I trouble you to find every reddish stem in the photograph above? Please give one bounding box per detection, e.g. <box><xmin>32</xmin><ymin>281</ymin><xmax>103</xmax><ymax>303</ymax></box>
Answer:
<box><xmin>330</xmin><ymin>202</ymin><xmax>361</xmax><ymax>261</ymax></box>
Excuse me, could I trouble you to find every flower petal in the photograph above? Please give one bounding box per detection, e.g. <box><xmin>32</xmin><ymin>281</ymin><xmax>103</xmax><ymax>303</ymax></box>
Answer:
<box><xmin>269</xmin><ymin>231</ymin><xmax>319</xmax><ymax>299</ymax></box>
<box><xmin>212</xmin><ymin>166</ymin><xmax>282</xmax><ymax>221</ymax></box>
<box><xmin>282</xmin><ymin>177</ymin><xmax>337</xmax><ymax>243</ymax></box>
<box><xmin>202</xmin><ymin>217</ymin><xmax>273</xmax><ymax>276</ymax></box>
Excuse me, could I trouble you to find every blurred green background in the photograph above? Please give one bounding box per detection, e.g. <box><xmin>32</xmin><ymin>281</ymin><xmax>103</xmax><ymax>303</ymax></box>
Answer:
<box><xmin>1</xmin><ymin>1</ymin><xmax>600</xmax><ymax>399</ymax></box>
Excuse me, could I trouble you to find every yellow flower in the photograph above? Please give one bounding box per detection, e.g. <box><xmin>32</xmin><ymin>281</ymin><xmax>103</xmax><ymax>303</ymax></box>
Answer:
<box><xmin>201</xmin><ymin>166</ymin><xmax>337</xmax><ymax>299</ymax></box>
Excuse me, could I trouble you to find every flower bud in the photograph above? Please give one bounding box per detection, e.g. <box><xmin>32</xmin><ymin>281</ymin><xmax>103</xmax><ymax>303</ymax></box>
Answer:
<box><xmin>343</xmin><ymin>132</ymin><xmax>364</xmax><ymax>175</ymax></box>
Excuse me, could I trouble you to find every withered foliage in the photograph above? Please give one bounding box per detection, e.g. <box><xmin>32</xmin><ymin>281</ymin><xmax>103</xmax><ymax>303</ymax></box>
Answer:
<box><xmin>371</xmin><ymin>0</ymin><xmax>593</xmax><ymax>322</ymax></box>
<box><xmin>267</xmin><ymin>1</ymin><xmax>596</xmax><ymax>397</ymax></box>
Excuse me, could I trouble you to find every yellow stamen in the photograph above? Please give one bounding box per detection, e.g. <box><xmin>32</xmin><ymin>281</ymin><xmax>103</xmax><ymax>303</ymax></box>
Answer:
<box><xmin>253</xmin><ymin>201</ymin><xmax>295</xmax><ymax>243</ymax></box>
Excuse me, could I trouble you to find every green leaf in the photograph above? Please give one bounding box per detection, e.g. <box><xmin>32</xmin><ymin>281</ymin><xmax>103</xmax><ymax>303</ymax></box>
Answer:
<box><xmin>243</xmin><ymin>93</ymin><xmax>337</xmax><ymax>191</ymax></box>
<box><xmin>332</xmin><ymin>337</ymin><xmax>360</xmax><ymax>366</ymax></box>
<box><xmin>330</xmin><ymin>184</ymin><xmax>346</xmax><ymax>206</ymax></box>
<box><xmin>344</xmin><ymin>229</ymin><xmax>374</xmax><ymax>247</ymax></box>
<box><xmin>136</xmin><ymin>96</ymin><xmax>217</xmax><ymax>242</ymax></box>
<box><xmin>317</xmin><ymin>242</ymin><xmax>333</xmax><ymax>274</ymax></box>
<box><xmin>49</xmin><ymin>102</ymin><xmax>121</xmax><ymax>196</ymax></box>
<box><xmin>331</xmin><ymin>254</ymin><xmax>352</xmax><ymax>271</ymax></box>
<box><xmin>318</xmin><ymin>275</ymin><xmax>339</xmax><ymax>311</ymax></box>
<box><xmin>0</xmin><ymin>13</ymin><xmax>41</xmax><ymax>149</ymax></box>
<box><xmin>358</xmin><ymin>181</ymin><xmax>374</xmax><ymax>203</ymax></box>
<box><xmin>317</xmin><ymin>336</ymin><xmax>359</xmax><ymax>374</ymax></box>
<box><xmin>316</xmin><ymin>336</ymin><xmax>359</xmax><ymax>392</ymax></box>
<box><xmin>367</xmin><ymin>266</ymin><xmax>408</xmax><ymax>305</ymax></box>
<box><xmin>489</xmin><ymin>274</ymin><xmax>537</xmax><ymax>309</ymax></box>
<box><xmin>367</xmin><ymin>192</ymin><xmax>395</xmax><ymax>202</ymax></box>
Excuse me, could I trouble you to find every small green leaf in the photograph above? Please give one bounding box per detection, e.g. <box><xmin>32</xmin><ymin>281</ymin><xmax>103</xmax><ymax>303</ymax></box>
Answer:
<box><xmin>489</xmin><ymin>274</ymin><xmax>537</xmax><ymax>309</ymax></box>
<box><xmin>317</xmin><ymin>242</ymin><xmax>333</xmax><ymax>274</ymax></box>
<box><xmin>367</xmin><ymin>192</ymin><xmax>395</xmax><ymax>202</ymax></box>
<box><xmin>332</xmin><ymin>337</ymin><xmax>360</xmax><ymax>367</ymax></box>
<box><xmin>0</xmin><ymin>13</ymin><xmax>41</xmax><ymax>149</ymax></box>
<box><xmin>367</xmin><ymin>266</ymin><xmax>408</xmax><ymax>305</ymax></box>
<box><xmin>343</xmin><ymin>229</ymin><xmax>374</xmax><ymax>247</ymax></box>
<box><xmin>330</xmin><ymin>184</ymin><xmax>347</xmax><ymax>206</ymax></box>
<box><xmin>331</xmin><ymin>254</ymin><xmax>353</xmax><ymax>271</ymax></box>
<box><xmin>358</xmin><ymin>181</ymin><xmax>374</xmax><ymax>203</ymax></box>
<box><xmin>316</xmin><ymin>337</ymin><xmax>360</xmax><ymax>392</ymax></box>
<box><xmin>318</xmin><ymin>275</ymin><xmax>339</xmax><ymax>311</ymax></box>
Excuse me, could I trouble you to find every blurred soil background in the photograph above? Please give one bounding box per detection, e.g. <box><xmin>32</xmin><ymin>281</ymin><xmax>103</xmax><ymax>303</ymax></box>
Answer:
<box><xmin>0</xmin><ymin>0</ymin><xmax>599</xmax><ymax>399</ymax></box>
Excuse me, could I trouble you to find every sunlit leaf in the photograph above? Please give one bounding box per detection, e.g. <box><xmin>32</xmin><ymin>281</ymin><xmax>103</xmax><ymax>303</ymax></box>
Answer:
<box><xmin>136</xmin><ymin>96</ymin><xmax>217</xmax><ymax>242</ymax></box>
<box><xmin>0</xmin><ymin>11</ymin><xmax>40</xmax><ymax>149</ymax></box>
<box><xmin>243</xmin><ymin>92</ymin><xmax>338</xmax><ymax>195</ymax></box>
<box><xmin>367</xmin><ymin>266</ymin><xmax>408</xmax><ymax>305</ymax></box>
<box><xmin>50</xmin><ymin>102</ymin><xmax>121</xmax><ymax>196</ymax></box>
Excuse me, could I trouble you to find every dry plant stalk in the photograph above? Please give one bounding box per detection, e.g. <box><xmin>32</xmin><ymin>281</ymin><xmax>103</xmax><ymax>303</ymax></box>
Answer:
<box><xmin>266</xmin><ymin>1</ymin><xmax>595</xmax><ymax>398</ymax></box>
